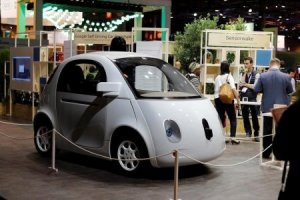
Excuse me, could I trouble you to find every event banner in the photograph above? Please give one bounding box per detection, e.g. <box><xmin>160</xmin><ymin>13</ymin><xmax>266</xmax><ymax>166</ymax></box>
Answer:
<box><xmin>208</xmin><ymin>32</ymin><xmax>272</xmax><ymax>48</ymax></box>
<box><xmin>74</xmin><ymin>32</ymin><xmax>132</xmax><ymax>45</ymax></box>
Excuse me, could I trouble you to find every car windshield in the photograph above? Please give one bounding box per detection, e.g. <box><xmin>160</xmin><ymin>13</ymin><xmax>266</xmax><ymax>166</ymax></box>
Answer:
<box><xmin>114</xmin><ymin>57</ymin><xmax>202</xmax><ymax>99</ymax></box>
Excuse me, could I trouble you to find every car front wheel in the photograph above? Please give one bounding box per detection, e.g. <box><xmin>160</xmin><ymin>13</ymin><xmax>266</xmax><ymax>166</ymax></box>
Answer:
<box><xmin>34</xmin><ymin>124</ymin><xmax>53</xmax><ymax>156</ymax></box>
<box><xmin>112</xmin><ymin>136</ymin><xmax>149</xmax><ymax>173</ymax></box>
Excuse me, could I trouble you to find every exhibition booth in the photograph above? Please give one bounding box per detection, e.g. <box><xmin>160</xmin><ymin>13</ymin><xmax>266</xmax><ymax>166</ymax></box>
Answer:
<box><xmin>6</xmin><ymin>28</ymin><xmax>170</xmax><ymax>120</ymax></box>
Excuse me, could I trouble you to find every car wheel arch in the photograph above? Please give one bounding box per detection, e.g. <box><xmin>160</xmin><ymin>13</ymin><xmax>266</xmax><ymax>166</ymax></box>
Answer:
<box><xmin>33</xmin><ymin>112</ymin><xmax>53</xmax><ymax>133</ymax></box>
<box><xmin>110</xmin><ymin>126</ymin><xmax>149</xmax><ymax>157</ymax></box>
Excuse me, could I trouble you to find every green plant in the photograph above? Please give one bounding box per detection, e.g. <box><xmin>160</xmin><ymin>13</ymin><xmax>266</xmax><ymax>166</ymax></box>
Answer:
<box><xmin>223</xmin><ymin>17</ymin><xmax>247</xmax><ymax>31</ymax></box>
<box><xmin>174</xmin><ymin>15</ymin><xmax>246</xmax><ymax>70</ymax></box>
<box><xmin>226</xmin><ymin>52</ymin><xmax>236</xmax><ymax>64</ymax></box>
<box><xmin>174</xmin><ymin>14</ymin><xmax>219</xmax><ymax>69</ymax></box>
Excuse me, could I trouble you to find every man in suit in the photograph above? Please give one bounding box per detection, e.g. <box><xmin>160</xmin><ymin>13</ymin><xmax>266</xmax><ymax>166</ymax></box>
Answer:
<box><xmin>239</xmin><ymin>57</ymin><xmax>260</xmax><ymax>141</ymax></box>
<box><xmin>254</xmin><ymin>58</ymin><xmax>293</xmax><ymax>158</ymax></box>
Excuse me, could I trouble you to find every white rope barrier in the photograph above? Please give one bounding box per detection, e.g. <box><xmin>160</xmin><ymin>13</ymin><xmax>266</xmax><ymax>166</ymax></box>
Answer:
<box><xmin>0</xmin><ymin>125</ymin><xmax>277</xmax><ymax>200</ymax></box>
<box><xmin>178</xmin><ymin>144</ymin><xmax>272</xmax><ymax>167</ymax></box>
<box><xmin>53</xmin><ymin>129</ymin><xmax>173</xmax><ymax>161</ymax></box>
<box><xmin>225</xmin><ymin>133</ymin><xmax>273</xmax><ymax>141</ymax></box>
<box><xmin>0</xmin><ymin>119</ymin><xmax>32</xmax><ymax>126</ymax></box>
<box><xmin>0</xmin><ymin>130</ymin><xmax>33</xmax><ymax>140</ymax></box>
<box><xmin>0</xmin><ymin>127</ymin><xmax>275</xmax><ymax>165</ymax></box>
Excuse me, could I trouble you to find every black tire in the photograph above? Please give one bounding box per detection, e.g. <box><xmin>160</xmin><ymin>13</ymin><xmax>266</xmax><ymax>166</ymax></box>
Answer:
<box><xmin>112</xmin><ymin>135</ymin><xmax>149</xmax><ymax>174</ymax></box>
<box><xmin>34</xmin><ymin>123</ymin><xmax>53</xmax><ymax>156</ymax></box>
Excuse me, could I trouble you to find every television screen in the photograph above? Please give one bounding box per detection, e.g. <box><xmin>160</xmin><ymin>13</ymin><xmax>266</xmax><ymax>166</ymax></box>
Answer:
<box><xmin>13</xmin><ymin>57</ymin><xmax>31</xmax><ymax>81</ymax></box>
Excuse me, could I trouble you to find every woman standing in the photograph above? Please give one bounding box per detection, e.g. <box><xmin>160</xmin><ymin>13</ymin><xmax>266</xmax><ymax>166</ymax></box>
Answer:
<box><xmin>214</xmin><ymin>61</ymin><xmax>240</xmax><ymax>144</ymax></box>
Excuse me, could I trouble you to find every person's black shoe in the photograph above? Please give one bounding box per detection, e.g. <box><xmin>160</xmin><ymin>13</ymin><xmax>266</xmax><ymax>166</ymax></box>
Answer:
<box><xmin>253</xmin><ymin>138</ymin><xmax>260</xmax><ymax>142</ymax></box>
<box><xmin>231</xmin><ymin>138</ymin><xmax>240</xmax><ymax>145</ymax></box>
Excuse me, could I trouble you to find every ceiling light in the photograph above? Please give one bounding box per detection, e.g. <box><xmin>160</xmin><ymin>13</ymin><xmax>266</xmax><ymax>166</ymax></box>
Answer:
<box><xmin>248</xmin><ymin>8</ymin><xmax>252</xmax><ymax>13</ymax></box>
<box><xmin>193</xmin><ymin>13</ymin><xmax>197</xmax><ymax>17</ymax></box>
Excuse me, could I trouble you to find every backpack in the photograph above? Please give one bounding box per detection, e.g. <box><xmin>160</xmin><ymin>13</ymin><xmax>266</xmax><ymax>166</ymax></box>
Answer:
<box><xmin>219</xmin><ymin>75</ymin><xmax>234</xmax><ymax>104</ymax></box>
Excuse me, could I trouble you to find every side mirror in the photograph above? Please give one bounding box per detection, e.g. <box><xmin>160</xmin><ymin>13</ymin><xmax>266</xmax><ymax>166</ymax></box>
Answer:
<box><xmin>96</xmin><ymin>82</ymin><xmax>122</xmax><ymax>97</ymax></box>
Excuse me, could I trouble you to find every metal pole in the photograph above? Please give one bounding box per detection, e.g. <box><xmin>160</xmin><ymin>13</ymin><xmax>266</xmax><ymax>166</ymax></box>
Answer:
<box><xmin>49</xmin><ymin>130</ymin><xmax>58</xmax><ymax>172</ymax></box>
<box><xmin>173</xmin><ymin>150</ymin><xmax>179</xmax><ymax>200</ymax></box>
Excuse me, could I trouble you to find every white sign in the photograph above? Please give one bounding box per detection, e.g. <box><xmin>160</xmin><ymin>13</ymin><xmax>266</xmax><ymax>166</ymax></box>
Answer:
<box><xmin>1</xmin><ymin>0</ymin><xmax>17</xmax><ymax>18</ymax></box>
<box><xmin>208</xmin><ymin>32</ymin><xmax>272</xmax><ymax>48</ymax></box>
<box><xmin>74</xmin><ymin>32</ymin><xmax>132</xmax><ymax>45</ymax></box>
<box><xmin>136</xmin><ymin>41</ymin><xmax>163</xmax><ymax>59</ymax></box>
<box><xmin>277</xmin><ymin>35</ymin><xmax>285</xmax><ymax>49</ymax></box>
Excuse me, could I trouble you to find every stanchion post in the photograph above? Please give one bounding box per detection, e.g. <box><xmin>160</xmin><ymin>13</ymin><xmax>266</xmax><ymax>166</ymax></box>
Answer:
<box><xmin>173</xmin><ymin>150</ymin><xmax>179</xmax><ymax>200</ymax></box>
<box><xmin>49</xmin><ymin>130</ymin><xmax>58</xmax><ymax>172</ymax></box>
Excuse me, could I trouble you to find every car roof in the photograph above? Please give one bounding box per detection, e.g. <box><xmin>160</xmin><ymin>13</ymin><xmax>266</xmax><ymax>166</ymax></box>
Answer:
<box><xmin>87</xmin><ymin>51</ymin><xmax>156</xmax><ymax>60</ymax></box>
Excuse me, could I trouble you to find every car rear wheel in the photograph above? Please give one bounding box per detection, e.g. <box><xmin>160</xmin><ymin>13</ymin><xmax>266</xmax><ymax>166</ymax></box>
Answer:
<box><xmin>112</xmin><ymin>136</ymin><xmax>149</xmax><ymax>173</ymax></box>
<box><xmin>34</xmin><ymin>123</ymin><xmax>53</xmax><ymax>156</ymax></box>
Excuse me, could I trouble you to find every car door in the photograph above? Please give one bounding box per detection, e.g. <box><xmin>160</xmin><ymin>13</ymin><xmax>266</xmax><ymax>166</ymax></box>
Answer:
<box><xmin>56</xmin><ymin>59</ymin><xmax>108</xmax><ymax>148</ymax></box>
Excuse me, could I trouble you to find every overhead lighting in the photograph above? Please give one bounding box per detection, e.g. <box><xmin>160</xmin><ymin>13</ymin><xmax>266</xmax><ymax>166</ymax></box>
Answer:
<box><xmin>193</xmin><ymin>13</ymin><xmax>197</xmax><ymax>17</ymax></box>
<box><xmin>248</xmin><ymin>8</ymin><xmax>252</xmax><ymax>13</ymax></box>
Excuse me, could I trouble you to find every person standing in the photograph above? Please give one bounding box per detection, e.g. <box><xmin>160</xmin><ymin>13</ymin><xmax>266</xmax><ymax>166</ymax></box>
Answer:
<box><xmin>174</xmin><ymin>60</ymin><xmax>187</xmax><ymax>75</ymax></box>
<box><xmin>239</xmin><ymin>57</ymin><xmax>260</xmax><ymax>141</ymax></box>
<box><xmin>254</xmin><ymin>58</ymin><xmax>293</xmax><ymax>158</ymax></box>
<box><xmin>287</xmin><ymin>66</ymin><xmax>296</xmax><ymax>93</ymax></box>
<box><xmin>186</xmin><ymin>62</ymin><xmax>201</xmax><ymax>92</ymax></box>
<box><xmin>214</xmin><ymin>61</ymin><xmax>240</xmax><ymax>144</ymax></box>
<box><xmin>273</xmin><ymin>85</ymin><xmax>300</xmax><ymax>199</ymax></box>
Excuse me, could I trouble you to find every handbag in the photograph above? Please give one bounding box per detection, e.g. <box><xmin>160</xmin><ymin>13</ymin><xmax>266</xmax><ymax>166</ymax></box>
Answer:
<box><xmin>219</xmin><ymin>75</ymin><xmax>234</xmax><ymax>104</ymax></box>
<box><xmin>278</xmin><ymin>161</ymin><xmax>289</xmax><ymax>200</ymax></box>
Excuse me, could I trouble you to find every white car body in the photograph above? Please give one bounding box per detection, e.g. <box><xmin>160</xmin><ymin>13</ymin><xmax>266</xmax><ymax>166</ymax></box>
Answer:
<box><xmin>33</xmin><ymin>51</ymin><xmax>225</xmax><ymax>173</ymax></box>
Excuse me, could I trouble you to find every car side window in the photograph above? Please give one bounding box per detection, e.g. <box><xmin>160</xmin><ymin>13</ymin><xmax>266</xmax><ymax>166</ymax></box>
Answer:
<box><xmin>57</xmin><ymin>61</ymin><xmax>106</xmax><ymax>95</ymax></box>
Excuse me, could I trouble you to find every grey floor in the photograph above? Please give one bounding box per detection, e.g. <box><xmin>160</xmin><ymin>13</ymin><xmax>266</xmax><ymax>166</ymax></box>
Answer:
<box><xmin>0</xmin><ymin>117</ymin><xmax>282</xmax><ymax>200</ymax></box>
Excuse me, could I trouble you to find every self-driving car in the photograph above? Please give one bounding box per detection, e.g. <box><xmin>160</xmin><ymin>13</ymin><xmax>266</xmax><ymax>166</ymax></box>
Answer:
<box><xmin>33</xmin><ymin>51</ymin><xmax>225</xmax><ymax>173</ymax></box>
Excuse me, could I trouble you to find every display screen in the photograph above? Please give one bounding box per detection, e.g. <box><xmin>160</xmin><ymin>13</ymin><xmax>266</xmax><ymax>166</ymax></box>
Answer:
<box><xmin>256</xmin><ymin>50</ymin><xmax>272</xmax><ymax>67</ymax></box>
<box><xmin>13</xmin><ymin>57</ymin><xmax>31</xmax><ymax>81</ymax></box>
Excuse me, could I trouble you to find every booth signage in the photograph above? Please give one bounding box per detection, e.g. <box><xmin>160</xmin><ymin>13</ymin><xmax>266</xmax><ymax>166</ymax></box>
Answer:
<box><xmin>208</xmin><ymin>32</ymin><xmax>271</xmax><ymax>48</ymax></box>
<box><xmin>74</xmin><ymin>32</ymin><xmax>132</xmax><ymax>45</ymax></box>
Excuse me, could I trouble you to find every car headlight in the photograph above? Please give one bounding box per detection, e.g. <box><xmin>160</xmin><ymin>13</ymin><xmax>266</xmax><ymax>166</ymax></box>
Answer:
<box><xmin>164</xmin><ymin>120</ymin><xmax>181</xmax><ymax>143</ymax></box>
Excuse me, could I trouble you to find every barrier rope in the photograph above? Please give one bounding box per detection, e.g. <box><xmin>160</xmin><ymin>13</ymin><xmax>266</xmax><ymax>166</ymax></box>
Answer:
<box><xmin>178</xmin><ymin>144</ymin><xmax>272</xmax><ymax>167</ymax></box>
<box><xmin>225</xmin><ymin>134</ymin><xmax>273</xmax><ymax>143</ymax></box>
<box><xmin>0</xmin><ymin>130</ymin><xmax>34</xmax><ymax>140</ymax></box>
<box><xmin>0</xmin><ymin>126</ymin><xmax>275</xmax><ymax>166</ymax></box>
<box><xmin>0</xmin><ymin>119</ymin><xmax>32</xmax><ymax>126</ymax></box>
<box><xmin>53</xmin><ymin>129</ymin><xmax>173</xmax><ymax>161</ymax></box>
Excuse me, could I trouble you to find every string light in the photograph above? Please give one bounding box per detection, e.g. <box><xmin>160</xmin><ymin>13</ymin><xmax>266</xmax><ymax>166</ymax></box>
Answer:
<box><xmin>42</xmin><ymin>6</ymin><xmax>143</xmax><ymax>32</ymax></box>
